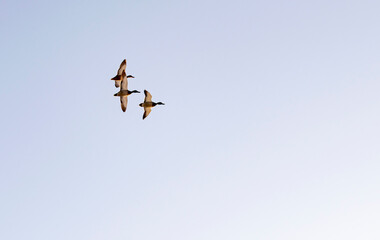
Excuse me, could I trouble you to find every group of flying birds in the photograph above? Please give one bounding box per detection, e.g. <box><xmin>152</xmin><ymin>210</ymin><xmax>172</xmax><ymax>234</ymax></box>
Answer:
<box><xmin>110</xmin><ymin>59</ymin><xmax>165</xmax><ymax>119</ymax></box>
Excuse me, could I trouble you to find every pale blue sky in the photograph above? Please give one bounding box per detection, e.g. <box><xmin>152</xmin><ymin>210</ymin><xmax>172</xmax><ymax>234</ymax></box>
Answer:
<box><xmin>1</xmin><ymin>0</ymin><xmax>380</xmax><ymax>239</ymax></box>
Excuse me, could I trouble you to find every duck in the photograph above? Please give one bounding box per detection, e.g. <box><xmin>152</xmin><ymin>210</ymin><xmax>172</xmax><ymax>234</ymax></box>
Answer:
<box><xmin>114</xmin><ymin>70</ymin><xmax>140</xmax><ymax>112</ymax></box>
<box><xmin>110</xmin><ymin>59</ymin><xmax>135</xmax><ymax>88</ymax></box>
<box><xmin>139</xmin><ymin>90</ymin><xmax>165</xmax><ymax>119</ymax></box>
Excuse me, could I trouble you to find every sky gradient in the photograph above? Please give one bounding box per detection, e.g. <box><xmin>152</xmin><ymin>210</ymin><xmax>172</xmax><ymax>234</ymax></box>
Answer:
<box><xmin>1</xmin><ymin>0</ymin><xmax>380</xmax><ymax>239</ymax></box>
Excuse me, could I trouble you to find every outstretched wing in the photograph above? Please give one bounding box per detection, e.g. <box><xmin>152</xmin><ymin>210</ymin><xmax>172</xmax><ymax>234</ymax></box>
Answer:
<box><xmin>143</xmin><ymin>107</ymin><xmax>151</xmax><ymax>119</ymax></box>
<box><xmin>120</xmin><ymin>96</ymin><xmax>128</xmax><ymax>112</ymax></box>
<box><xmin>120</xmin><ymin>71</ymin><xmax>128</xmax><ymax>90</ymax></box>
<box><xmin>144</xmin><ymin>90</ymin><xmax>152</xmax><ymax>102</ymax></box>
<box><xmin>117</xmin><ymin>59</ymin><xmax>127</xmax><ymax>75</ymax></box>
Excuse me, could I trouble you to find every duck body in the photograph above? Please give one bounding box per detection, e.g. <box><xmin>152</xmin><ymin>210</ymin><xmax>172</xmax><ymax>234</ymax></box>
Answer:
<box><xmin>139</xmin><ymin>102</ymin><xmax>163</xmax><ymax>108</ymax></box>
<box><xmin>112</xmin><ymin>74</ymin><xmax>135</xmax><ymax>88</ymax></box>
<box><xmin>114</xmin><ymin>90</ymin><xmax>139</xmax><ymax>97</ymax></box>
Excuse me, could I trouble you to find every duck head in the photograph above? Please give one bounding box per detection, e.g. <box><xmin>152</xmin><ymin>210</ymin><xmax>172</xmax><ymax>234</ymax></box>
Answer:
<box><xmin>156</xmin><ymin>102</ymin><xmax>165</xmax><ymax>105</ymax></box>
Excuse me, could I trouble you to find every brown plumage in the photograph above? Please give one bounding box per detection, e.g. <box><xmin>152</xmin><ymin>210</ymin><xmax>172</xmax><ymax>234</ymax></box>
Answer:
<box><xmin>114</xmin><ymin>71</ymin><xmax>140</xmax><ymax>112</ymax></box>
<box><xmin>111</xmin><ymin>59</ymin><xmax>127</xmax><ymax>88</ymax></box>
<box><xmin>139</xmin><ymin>90</ymin><xmax>165</xmax><ymax>119</ymax></box>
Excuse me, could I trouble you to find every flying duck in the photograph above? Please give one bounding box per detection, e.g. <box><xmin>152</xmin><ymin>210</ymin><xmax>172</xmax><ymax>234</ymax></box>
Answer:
<box><xmin>114</xmin><ymin>70</ymin><xmax>140</xmax><ymax>112</ymax></box>
<box><xmin>139</xmin><ymin>90</ymin><xmax>165</xmax><ymax>119</ymax></box>
<box><xmin>111</xmin><ymin>59</ymin><xmax>135</xmax><ymax>88</ymax></box>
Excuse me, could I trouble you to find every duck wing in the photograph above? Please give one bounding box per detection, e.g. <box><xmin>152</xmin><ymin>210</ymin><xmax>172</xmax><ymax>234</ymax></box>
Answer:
<box><xmin>120</xmin><ymin>96</ymin><xmax>128</xmax><ymax>112</ymax></box>
<box><xmin>144</xmin><ymin>90</ymin><xmax>152</xmax><ymax>102</ymax></box>
<box><xmin>117</xmin><ymin>59</ymin><xmax>127</xmax><ymax>76</ymax></box>
<box><xmin>120</xmin><ymin>71</ymin><xmax>128</xmax><ymax>90</ymax></box>
<box><xmin>143</xmin><ymin>107</ymin><xmax>151</xmax><ymax>119</ymax></box>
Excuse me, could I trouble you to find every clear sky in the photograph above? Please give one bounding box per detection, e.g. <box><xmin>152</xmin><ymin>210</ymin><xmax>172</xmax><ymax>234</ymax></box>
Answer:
<box><xmin>1</xmin><ymin>0</ymin><xmax>380</xmax><ymax>239</ymax></box>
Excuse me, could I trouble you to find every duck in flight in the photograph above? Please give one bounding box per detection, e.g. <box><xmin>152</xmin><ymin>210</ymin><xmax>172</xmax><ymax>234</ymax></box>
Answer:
<box><xmin>114</xmin><ymin>70</ymin><xmax>140</xmax><ymax>112</ymax></box>
<box><xmin>139</xmin><ymin>90</ymin><xmax>165</xmax><ymax>119</ymax></box>
<box><xmin>111</xmin><ymin>59</ymin><xmax>135</xmax><ymax>88</ymax></box>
